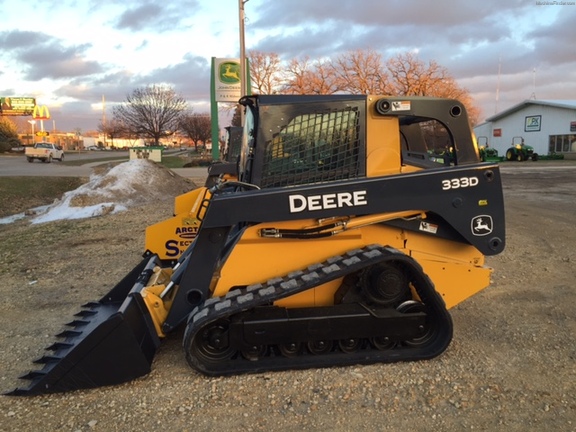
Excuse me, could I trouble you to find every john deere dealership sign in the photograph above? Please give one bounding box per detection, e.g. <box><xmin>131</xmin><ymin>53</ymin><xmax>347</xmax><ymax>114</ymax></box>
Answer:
<box><xmin>209</xmin><ymin>57</ymin><xmax>251</xmax><ymax>160</ymax></box>
<box><xmin>0</xmin><ymin>97</ymin><xmax>36</xmax><ymax>116</ymax></box>
<box><xmin>212</xmin><ymin>58</ymin><xmax>242</xmax><ymax>102</ymax></box>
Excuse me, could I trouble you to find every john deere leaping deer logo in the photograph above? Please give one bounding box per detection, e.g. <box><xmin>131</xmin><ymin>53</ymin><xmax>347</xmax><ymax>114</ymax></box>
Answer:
<box><xmin>219</xmin><ymin>62</ymin><xmax>241</xmax><ymax>84</ymax></box>
<box><xmin>471</xmin><ymin>215</ymin><xmax>493</xmax><ymax>236</ymax></box>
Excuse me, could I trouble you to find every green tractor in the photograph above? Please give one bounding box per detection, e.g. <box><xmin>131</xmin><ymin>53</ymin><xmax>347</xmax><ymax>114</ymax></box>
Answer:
<box><xmin>478</xmin><ymin>136</ymin><xmax>500</xmax><ymax>162</ymax></box>
<box><xmin>505</xmin><ymin>136</ymin><xmax>538</xmax><ymax>161</ymax></box>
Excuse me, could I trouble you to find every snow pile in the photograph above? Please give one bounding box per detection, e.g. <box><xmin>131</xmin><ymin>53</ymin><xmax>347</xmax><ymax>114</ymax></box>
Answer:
<box><xmin>0</xmin><ymin>159</ymin><xmax>195</xmax><ymax>225</ymax></box>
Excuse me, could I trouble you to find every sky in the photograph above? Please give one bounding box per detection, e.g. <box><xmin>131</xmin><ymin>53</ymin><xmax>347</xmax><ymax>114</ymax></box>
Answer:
<box><xmin>1</xmin><ymin>0</ymin><xmax>575</xmax><ymax>132</ymax></box>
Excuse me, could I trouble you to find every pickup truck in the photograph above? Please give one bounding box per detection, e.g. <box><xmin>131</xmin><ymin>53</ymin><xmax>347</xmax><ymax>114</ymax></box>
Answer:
<box><xmin>25</xmin><ymin>142</ymin><xmax>65</xmax><ymax>163</ymax></box>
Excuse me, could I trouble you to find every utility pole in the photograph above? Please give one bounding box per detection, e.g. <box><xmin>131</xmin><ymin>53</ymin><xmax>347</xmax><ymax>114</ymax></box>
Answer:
<box><xmin>102</xmin><ymin>95</ymin><xmax>106</xmax><ymax>126</ymax></box>
<box><xmin>239</xmin><ymin>0</ymin><xmax>249</xmax><ymax>124</ymax></box>
<box><xmin>239</xmin><ymin>0</ymin><xmax>249</xmax><ymax>98</ymax></box>
<box><xmin>102</xmin><ymin>95</ymin><xmax>107</xmax><ymax>146</ymax></box>
<box><xmin>531</xmin><ymin>68</ymin><xmax>536</xmax><ymax>100</ymax></box>
<box><xmin>495</xmin><ymin>55</ymin><xmax>501</xmax><ymax>114</ymax></box>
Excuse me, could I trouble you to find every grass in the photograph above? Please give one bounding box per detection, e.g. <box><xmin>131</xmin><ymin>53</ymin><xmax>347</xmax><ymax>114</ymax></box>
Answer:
<box><xmin>61</xmin><ymin>156</ymin><xmax>128</xmax><ymax>166</ymax></box>
<box><xmin>0</xmin><ymin>177</ymin><xmax>86</xmax><ymax>218</ymax></box>
<box><xmin>160</xmin><ymin>156</ymin><xmax>188</xmax><ymax>168</ymax></box>
<box><xmin>60</xmin><ymin>154</ymin><xmax>193</xmax><ymax>168</ymax></box>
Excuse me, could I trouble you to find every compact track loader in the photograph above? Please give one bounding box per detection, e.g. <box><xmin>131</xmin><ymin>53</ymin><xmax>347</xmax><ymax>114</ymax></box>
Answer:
<box><xmin>9</xmin><ymin>95</ymin><xmax>506</xmax><ymax>396</ymax></box>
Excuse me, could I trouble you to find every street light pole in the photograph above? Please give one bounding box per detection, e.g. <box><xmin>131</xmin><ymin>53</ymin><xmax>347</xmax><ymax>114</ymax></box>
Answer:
<box><xmin>238</xmin><ymin>0</ymin><xmax>250</xmax><ymax>125</ymax></box>
<box><xmin>239</xmin><ymin>0</ymin><xmax>249</xmax><ymax>99</ymax></box>
<box><xmin>28</xmin><ymin>120</ymin><xmax>36</xmax><ymax>145</ymax></box>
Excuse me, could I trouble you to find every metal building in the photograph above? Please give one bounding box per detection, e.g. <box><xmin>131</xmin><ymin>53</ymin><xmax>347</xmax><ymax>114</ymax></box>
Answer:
<box><xmin>474</xmin><ymin>100</ymin><xmax>576</xmax><ymax>160</ymax></box>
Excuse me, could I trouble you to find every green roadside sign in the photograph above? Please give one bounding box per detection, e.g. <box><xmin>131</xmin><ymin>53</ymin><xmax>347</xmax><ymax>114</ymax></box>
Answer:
<box><xmin>1</xmin><ymin>97</ymin><xmax>36</xmax><ymax>116</ymax></box>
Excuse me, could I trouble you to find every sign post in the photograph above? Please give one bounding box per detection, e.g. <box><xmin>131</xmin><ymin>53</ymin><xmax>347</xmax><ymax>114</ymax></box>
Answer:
<box><xmin>28</xmin><ymin>120</ymin><xmax>36</xmax><ymax>145</ymax></box>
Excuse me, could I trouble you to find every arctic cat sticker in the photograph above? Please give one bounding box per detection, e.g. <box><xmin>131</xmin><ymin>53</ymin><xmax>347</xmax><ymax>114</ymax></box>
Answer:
<box><xmin>471</xmin><ymin>215</ymin><xmax>493</xmax><ymax>236</ymax></box>
<box><xmin>175</xmin><ymin>226</ymin><xmax>198</xmax><ymax>239</ymax></box>
<box><xmin>165</xmin><ymin>239</ymin><xmax>193</xmax><ymax>257</ymax></box>
<box><xmin>289</xmin><ymin>191</ymin><xmax>368</xmax><ymax>213</ymax></box>
<box><xmin>165</xmin><ymin>223</ymin><xmax>201</xmax><ymax>257</ymax></box>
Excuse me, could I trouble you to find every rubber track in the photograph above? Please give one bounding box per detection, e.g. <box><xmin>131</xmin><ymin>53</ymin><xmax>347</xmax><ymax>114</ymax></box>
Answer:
<box><xmin>184</xmin><ymin>244</ymin><xmax>453</xmax><ymax>375</ymax></box>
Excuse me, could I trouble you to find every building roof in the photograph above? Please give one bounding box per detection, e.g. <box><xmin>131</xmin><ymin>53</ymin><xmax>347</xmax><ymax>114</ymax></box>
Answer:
<box><xmin>486</xmin><ymin>99</ymin><xmax>576</xmax><ymax>122</ymax></box>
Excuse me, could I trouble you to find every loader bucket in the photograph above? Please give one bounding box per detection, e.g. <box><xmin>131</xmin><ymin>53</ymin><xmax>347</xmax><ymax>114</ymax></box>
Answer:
<box><xmin>7</xmin><ymin>256</ymin><xmax>162</xmax><ymax>396</ymax></box>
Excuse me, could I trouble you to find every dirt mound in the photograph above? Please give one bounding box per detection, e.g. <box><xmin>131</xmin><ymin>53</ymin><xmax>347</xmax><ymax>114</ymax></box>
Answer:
<box><xmin>70</xmin><ymin>159</ymin><xmax>194</xmax><ymax>206</ymax></box>
<box><xmin>29</xmin><ymin>159</ymin><xmax>197</xmax><ymax>223</ymax></box>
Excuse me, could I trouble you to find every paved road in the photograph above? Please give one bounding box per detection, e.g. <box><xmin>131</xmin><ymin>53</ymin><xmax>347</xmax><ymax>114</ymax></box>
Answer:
<box><xmin>0</xmin><ymin>152</ymin><xmax>208</xmax><ymax>179</ymax></box>
<box><xmin>1</xmin><ymin>152</ymin><xmax>574</xmax><ymax>178</ymax></box>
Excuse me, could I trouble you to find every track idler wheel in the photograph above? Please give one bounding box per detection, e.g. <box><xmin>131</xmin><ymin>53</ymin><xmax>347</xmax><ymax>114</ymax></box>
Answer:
<box><xmin>188</xmin><ymin>320</ymin><xmax>236</xmax><ymax>363</ymax></box>
<box><xmin>397</xmin><ymin>300</ymin><xmax>438</xmax><ymax>347</ymax></box>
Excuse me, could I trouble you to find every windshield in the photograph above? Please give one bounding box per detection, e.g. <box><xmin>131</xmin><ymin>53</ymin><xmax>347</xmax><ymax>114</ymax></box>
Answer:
<box><xmin>260</xmin><ymin>107</ymin><xmax>361</xmax><ymax>188</ymax></box>
<box><xmin>238</xmin><ymin>106</ymin><xmax>256</xmax><ymax>182</ymax></box>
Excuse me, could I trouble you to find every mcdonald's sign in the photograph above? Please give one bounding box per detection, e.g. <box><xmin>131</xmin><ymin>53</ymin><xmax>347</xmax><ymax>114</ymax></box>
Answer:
<box><xmin>32</xmin><ymin>105</ymin><xmax>50</xmax><ymax>120</ymax></box>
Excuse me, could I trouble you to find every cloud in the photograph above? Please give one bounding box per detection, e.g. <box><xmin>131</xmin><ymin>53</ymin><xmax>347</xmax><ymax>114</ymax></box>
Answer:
<box><xmin>527</xmin><ymin>9</ymin><xmax>576</xmax><ymax>67</ymax></box>
<box><xmin>3</xmin><ymin>0</ymin><xmax>576</xmax><ymax>130</ymax></box>
<box><xmin>250</xmin><ymin>0</ymin><xmax>527</xmax><ymax>29</ymax></box>
<box><xmin>0</xmin><ymin>31</ymin><xmax>46</xmax><ymax>48</ymax></box>
<box><xmin>0</xmin><ymin>30</ymin><xmax>102</xmax><ymax>80</ymax></box>
<box><xmin>115</xmin><ymin>3</ymin><xmax>164</xmax><ymax>31</ymax></box>
<box><xmin>112</xmin><ymin>0</ymin><xmax>200</xmax><ymax>32</ymax></box>
<box><xmin>144</xmin><ymin>54</ymin><xmax>211</xmax><ymax>100</ymax></box>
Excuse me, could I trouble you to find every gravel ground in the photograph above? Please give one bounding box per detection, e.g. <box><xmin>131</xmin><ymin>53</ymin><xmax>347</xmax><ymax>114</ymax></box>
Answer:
<box><xmin>0</xmin><ymin>163</ymin><xmax>575</xmax><ymax>431</ymax></box>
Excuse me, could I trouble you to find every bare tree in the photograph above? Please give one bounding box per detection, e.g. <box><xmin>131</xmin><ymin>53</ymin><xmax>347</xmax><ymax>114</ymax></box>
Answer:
<box><xmin>386</xmin><ymin>52</ymin><xmax>480</xmax><ymax>124</ymax></box>
<box><xmin>113</xmin><ymin>85</ymin><xmax>188</xmax><ymax>145</ymax></box>
<box><xmin>230</xmin><ymin>104</ymin><xmax>243</xmax><ymax>127</ymax></box>
<box><xmin>387</xmin><ymin>53</ymin><xmax>447</xmax><ymax>96</ymax></box>
<box><xmin>310</xmin><ymin>61</ymin><xmax>341</xmax><ymax>94</ymax></box>
<box><xmin>248</xmin><ymin>51</ymin><xmax>284</xmax><ymax>94</ymax></box>
<box><xmin>98</xmin><ymin>118</ymin><xmax>127</xmax><ymax>148</ymax></box>
<box><xmin>282</xmin><ymin>57</ymin><xmax>312</xmax><ymax>94</ymax></box>
<box><xmin>180</xmin><ymin>113</ymin><xmax>212</xmax><ymax>151</ymax></box>
<box><xmin>329</xmin><ymin>49</ymin><xmax>391</xmax><ymax>94</ymax></box>
<box><xmin>243</xmin><ymin>49</ymin><xmax>481</xmax><ymax>125</ymax></box>
<box><xmin>282</xmin><ymin>57</ymin><xmax>340</xmax><ymax>95</ymax></box>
